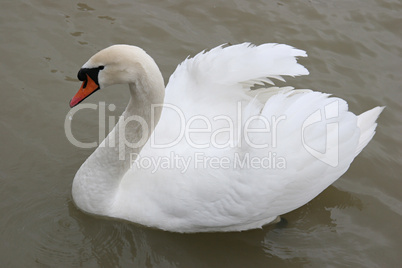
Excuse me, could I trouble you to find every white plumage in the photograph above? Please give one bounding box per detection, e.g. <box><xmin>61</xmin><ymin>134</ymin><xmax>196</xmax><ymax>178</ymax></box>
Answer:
<box><xmin>70</xmin><ymin>43</ymin><xmax>383</xmax><ymax>232</ymax></box>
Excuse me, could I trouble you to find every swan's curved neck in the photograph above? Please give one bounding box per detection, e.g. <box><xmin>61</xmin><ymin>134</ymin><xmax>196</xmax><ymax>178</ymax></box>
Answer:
<box><xmin>72</xmin><ymin>65</ymin><xmax>165</xmax><ymax>215</ymax></box>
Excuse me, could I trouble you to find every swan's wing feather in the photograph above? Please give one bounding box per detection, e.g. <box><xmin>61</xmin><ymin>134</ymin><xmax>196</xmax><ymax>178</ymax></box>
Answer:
<box><xmin>164</xmin><ymin>43</ymin><xmax>308</xmax><ymax>111</ymax></box>
<box><xmin>181</xmin><ymin>43</ymin><xmax>308</xmax><ymax>85</ymax></box>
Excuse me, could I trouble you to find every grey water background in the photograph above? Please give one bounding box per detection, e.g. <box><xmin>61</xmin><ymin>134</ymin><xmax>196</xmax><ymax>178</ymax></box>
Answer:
<box><xmin>0</xmin><ymin>0</ymin><xmax>401</xmax><ymax>267</ymax></box>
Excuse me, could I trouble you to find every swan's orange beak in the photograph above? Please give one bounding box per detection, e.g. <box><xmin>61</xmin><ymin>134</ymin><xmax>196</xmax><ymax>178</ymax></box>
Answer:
<box><xmin>70</xmin><ymin>74</ymin><xmax>100</xmax><ymax>108</ymax></box>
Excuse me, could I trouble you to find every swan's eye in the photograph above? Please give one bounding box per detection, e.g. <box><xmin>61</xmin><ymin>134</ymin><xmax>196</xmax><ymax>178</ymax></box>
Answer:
<box><xmin>99</xmin><ymin>65</ymin><xmax>104</xmax><ymax>70</ymax></box>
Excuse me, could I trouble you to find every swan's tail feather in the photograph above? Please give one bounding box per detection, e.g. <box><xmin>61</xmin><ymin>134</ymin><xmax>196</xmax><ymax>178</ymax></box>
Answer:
<box><xmin>355</xmin><ymin>106</ymin><xmax>385</xmax><ymax>155</ymax></box>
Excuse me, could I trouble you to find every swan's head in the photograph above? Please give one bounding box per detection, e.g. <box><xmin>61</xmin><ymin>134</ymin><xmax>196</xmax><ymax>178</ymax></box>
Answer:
<box><xmin>70</xmin><ymin>44</ymin><xmax>162</xmax><ymax>107</ymax></box>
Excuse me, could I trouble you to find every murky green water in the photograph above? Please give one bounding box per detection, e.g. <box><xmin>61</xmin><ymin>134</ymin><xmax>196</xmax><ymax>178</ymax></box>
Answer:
<box><xmin>0</xmin><ymin>0</ymin><xmax>401</xmax><ymax>266</ymax></box>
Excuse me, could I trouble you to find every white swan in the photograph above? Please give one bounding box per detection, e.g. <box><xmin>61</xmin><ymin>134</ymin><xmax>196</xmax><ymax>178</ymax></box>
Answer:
<box><xmin>69</xmin><ymin>43</ymin><xmax>383</xmax><ymax>233</ymax></box>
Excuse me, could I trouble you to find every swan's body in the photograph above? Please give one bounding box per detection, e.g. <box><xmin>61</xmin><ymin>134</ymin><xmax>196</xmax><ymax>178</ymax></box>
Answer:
<box><xmin>70</xmin><ymin>43</ymin><xmax>383</xmax><ymax>232</ymax></box>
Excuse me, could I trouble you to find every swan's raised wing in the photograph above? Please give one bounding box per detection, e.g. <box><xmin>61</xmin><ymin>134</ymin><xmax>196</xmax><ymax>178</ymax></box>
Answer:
<box><xmin>154</xmin><ymin>43</ymin><xmax>310</xmax><ymax>146</ymax></box>
<box><xmin>164</xmin><ymin>43</ymin><xmax>309</xmax><ymax>114</ymax></box>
